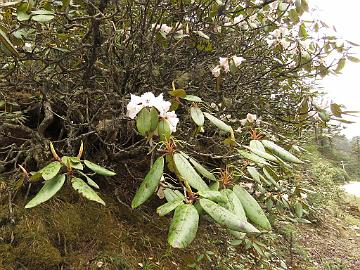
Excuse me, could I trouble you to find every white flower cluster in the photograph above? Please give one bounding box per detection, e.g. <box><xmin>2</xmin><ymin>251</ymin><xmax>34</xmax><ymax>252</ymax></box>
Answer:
<box><xmin>127</xmin><ymin>92</ymin><xmax>179</xmax><ymax>132</ymax></box>
<box><xmin>211</xmin><ymin>56</ymin><xmax>245</xmax><ymax>77</ymax></box>
<box><xmin>240</xmin><ymin>113</ymin><xmax>257</xmax><ymax>126</ymax></box>
<box><xmin>151</xmin><ymin>23</ymin><xmax>186</xmax><ymax>38</ymax></box>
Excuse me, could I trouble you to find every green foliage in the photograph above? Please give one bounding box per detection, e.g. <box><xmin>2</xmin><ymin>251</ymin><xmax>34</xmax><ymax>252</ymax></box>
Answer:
<box><xmin>25</xmin><ymin>142</ymin><xmax>115</xmax><ymax>208</ymax></box>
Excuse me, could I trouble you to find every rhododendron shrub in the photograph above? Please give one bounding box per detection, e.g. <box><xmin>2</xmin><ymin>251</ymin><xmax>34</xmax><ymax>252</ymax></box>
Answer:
<box><xmin>0</xmin><ymin>0</ymin><xmax>357</xmax><ymax>250</ymax></box>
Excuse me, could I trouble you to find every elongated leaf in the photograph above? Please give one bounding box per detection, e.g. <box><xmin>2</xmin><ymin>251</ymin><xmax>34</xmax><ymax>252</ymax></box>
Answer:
<box><xmin>335</xmin><ymin>58</ymin><xmax>346</xmax><ymax>73</ymax></box>
<box><xmin>190</xmin><ymin>106</ymin><xmax>204</xmax><ymax>126</ymax></box>
<box><xmin>25</xmin><ymin>174</ymin><xmax>66</xmax><ymax>208</ymax></box>
<box><xmin>168</xmin><ymin>204</ymin><xmax>199</xmax><ymax>248</ymax></box>
<box><xmin>0</xmin><ymin>28</ymin><xmax>19</xmax><ymax>57</ymax></box>
<box><xmin>199</xmin><ymin>199</ymin><xmax>259</xmax><ymax>233</ymax></box>
<box><xmin>238</xmin><ymin>150</ymin><xmax>269</xmax><ymax>166</ymax></box>
<box><xmin>136</xmin><ymin>108</ymin><xmax>151</xmax><ymax>135</ymax></box>
<box><xmin>40</xmin><ymin>161</ymin><xmax>62</xmax><ymax>181</ymax></box>
<box><xmin>261</xmin><ymin>140</ymin><xmax>303</xmax><ymax>164</ymax></box>
<box><xmin>221</xmin><ymin>189</ymin><xmax>247</xmax><ymax>240</ymax></box>
<box><xmin>164</xmin><ymin>188</ymin><xmax>185</xmax><ymax>202</ymax></box>
<box><xmin>173</xmin><ymin>153</ymin><xmax>209</xmax><ymax>191</ymax></box>
<box><xmin>84</xmin><ymin>160</ymin><xmax>116</xmax><ymax>176</ymax></box>
<box><xmin>204</xmin><ymin>112</ymin><xmax>232</xmax><ymax>133</ymax></box>
<box><xmin>249</xmin><ymin>140</ymin><xmax>265</xmax><ymax>152</ymax></box>
<box><xmin>31</xmin><ymin>14</ymin><xmax>54</xmax><ymax>22</ymax></box>
<box><xmin>157</xmin><ymin>199</ymin><xmax>184</xmax><ymax>216</ymax></box>
<box><xmin>62</xmin><ymin>156</ymin><xmax>83</xmax><ymax>170</ymax></box>
<box><xmin>221</xmin><ymin>189</ymin><xmax>247</xmax><ymax>221</ymax></box>
<box><xmin>71</xmin><ymin>177</ymin><xmax>105</xmax><ymax>205</ymax></box>
<box><xmin>262</xmin><ymin>167</ymin><xmax>280</xmax><ymax>188</ymax></box>
<box><xmin>189</xmin><ymin>157</ymin><xmax>216</xmax><ymax>181</ymax></box>
<box><xmin>244</xmin><ymin>145</ymin><xmax>278</xmax><ymax>162</ymax></box>
<box><xmin>149</xmin><ymin>107</ymin><xmax>159</xmax><ymax>131</ymax></box>
<box><xmin>294</xmin><ymin>201</ymin><xmax>303</xmax><ymax>218</ymax></box>
<box><xmin>209</xmin><ymin>181</ymin><xmax>220</xmax><ymax>191</ymax></box>
<box><xmin>197</xmin><ymin>190</ymin><xmax>227</xmax><ymax>203</ymax></box>
<box><xmin>158</xmin><ymin>119</ymin><xmax>172</xmax><ymax>141</ymax></box>
<box><xmin>182</xmin><ymin>95</ymin><xmax>203</xmax><ymax>102</ymax></box>
<box><xmin>233</xmin><ymin>185</ymin><xmax>271</xmax><ymax>230</ymax></box>
<box><xmin>330</xmin><ymin>103</ymin><xmax>342</xmax><ymax>118</ymax></box>
<box><xmin>78</xmin><ymin>171</ymin><xmax>99</xmax><ymax>189</ymax></box>
<box><xmin>131</xmin><ymin>156</ymin><xmax>164</xmax><ymax>208</ymax></box>
<box><xmin>247</xmin><ymin>166</ymin><xmax>261</xmax><ymax>184</ymax></box>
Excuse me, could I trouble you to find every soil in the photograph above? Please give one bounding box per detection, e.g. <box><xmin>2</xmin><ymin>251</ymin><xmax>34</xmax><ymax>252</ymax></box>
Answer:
<box><xmin>294</xmin><ymin>194</ymin><xmax>360</xmax><ymax>270</ymax></box>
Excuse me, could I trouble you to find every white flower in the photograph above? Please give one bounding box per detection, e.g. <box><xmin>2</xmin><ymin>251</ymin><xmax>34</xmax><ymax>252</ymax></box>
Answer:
<box><xmin>141</xmin><ymin>92</ymin><xmax>156</xmax><ymax>107</ymax></box>
<box><xmin>232</xmin><ymin>56</ymin><xmax>245</xmax><ymax>67</ymax></box>
<box><xmin>234</xmin><ymin>15</ymin><xmax>244</xmax><ymax>24</ymax></box>
<box><xmin>127</xmin><ymin>92</ymin><xmax>167</xmax><ymax>119</ymax></box>
<box><xmin>281</xmin><ymin>194</ymin><xmax>289</xmax><ymax>201</ymax></box>
<box><xmin>219</xmin><ymin>57</ymin><xmax>230</xmax><ymax>73</ymax></box>
<box><xmin>152</xmin><ymin>24</ymin><xmax>173</xmax><ymax>35</ymax></box>
<box><xmin>211</xmin><ymin>65</ymin><xmax>221</xmax><ymax>77</ymax></box>
<box><xmin>153</xmin><ymin>93</ymin><xmax>171</xmax><ymax>113</ymax></box>
<box><xmin>246</xmin><ymin>113</ymin><xmax>257</xmax><ymax>123</ymax></box>
<box><xmin>126</xmin><ymin>94</ymin><xmax>143</xmax><ymax>119</ymax></box>
<box><xmin>240</xmin><ymin>118</ymin><xmax>248</xmax><ymax>126</ymax></box>
<box><xmin>160</xmin><ymin>111</ymin><xmax>179</xmax><ymax>132</ymax></box>
<box><xmin>23</xmin><ymin>42</ymin><xmax>32</xmax><ymax>52</ymax></box>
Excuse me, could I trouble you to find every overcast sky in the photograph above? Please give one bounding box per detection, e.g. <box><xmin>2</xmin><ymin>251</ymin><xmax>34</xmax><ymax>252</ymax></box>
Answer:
<box><xmin>311</xmin><ymin>0</ymin><xmax>360</xmax><ymax>139</ymax></box>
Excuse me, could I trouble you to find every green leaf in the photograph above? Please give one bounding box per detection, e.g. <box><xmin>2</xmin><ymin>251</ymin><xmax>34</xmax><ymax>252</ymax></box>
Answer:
<box><xmin>157</xmin><ymin>119</ymin><xmax>172</xmax><ymax>141</ymax></box>
<box><xmin>204</xmin><ymin>112</ymin><xmax>233</xmax><ymax>133</ymax></box>
<box><xmin>173</xmin><ymin>153</ymin><xmax>209</xmax><ymax>191</ymax></box>
<box><xmin>168</xmin><ymin>89</ymin><xmax>187</xmax><ymax>97</ymax></box>
<box><xmin>168</xmin><ymin>204</ymin><xmax>199</xmax><ymax>248</ymax></box>
<box><xmin>199</xmin><ymin>199</ymin><xmax>260</xmax><ymax>233</ymax></box>
<box><xmin>17</xmin><ymin>11</ymin><xmax>31</xmax><ymax>21</ymax></box>
<box><xmin>136</xmin><ymin>107</ymin><xmax>152</xmax><ymax>135</ymax></box>
<box><xmin>209</xmin><ymin>181</ymin><xmax>220</xmax><ymax>191</ymax></box>
<box><xmin>261</xmin><ymin>140</ymin><xmax>303</xmax><ymax>164</ymax></box>
<box><xmin>25</xmin><ymin>174</ymin><xmax>66</xmax><ymax>208</ymax></box>
<box><xmin>190</xmin><ymin>106</ymin><xmax>205</xmax><ymax>126</ymax></box>
<box><xmin>131</xmin><ymin>156</ymin><xmax>164</xmax><ymax>208</ymax></box>
<box><xmin>62</xmin><ymin>156</ymin><xmax>83</xmax><ymax>170</ymax></box>
<box><xmin>182</xmin><ymin>95</ymin><xmax>203</xmax><ymax>102</ymax></box>
<box><xmin>40</xmin><ymin>161</ymin><xmax>62</xmax><ymax>181</ymax></box>
<box><xmin>0</xmin><ymin>28</ymin><xmax>19</xmax><ymax>57</ymax></box>
<box><xmin>233</xmin><ymin>185</ymin><xmax>271</xmax><ymax>230</ymax></box>
<box><xmin>197</xmin><ymin>190</ymin><xmax>227</xmax><ymax>203</ymax></box>
<box><xmin>244</xmin><ymin>145</ymin><xmax>278</xmax><ymax>162</ymax></box>
<box><xmin>77</xmin><ymin>171</ymin><xmax>99</xmax><ymax>189</ymax></box>
<box><xmin>189</xmin><ymin>157</ymin><xmax>216</xmax><ymax>181</ymax></box>
<box><xmin>71</xmin><ymin>177</ymin><xmax>105</xmax><ymax>205</ymax></box>
<box><xmin>220</xmin><ymin>189</ymin><xmax>247</xmax><ymax>221</ymax></box>
<box><xmin>238</xmin><ymin>150</ymin><xmax>269</xmax><ymax>166</ymax></box>
<box><xmin>149</xmin><ymin>107</ymin><xmax>159</xmax><ymax>132</ymax></box>
<box><xmin>157</xmin><ymin>199</ymin><xmax>184</xmax><ymax>216</ymax></box>
<box><xmin>31</xmin><ymin>14</ymin><xmax>55</xmax><ymax>22</ymax></box>
<box><xmin>84</xmin><ymin>160</ymin><xmax>116</xmax><ymax>176</ymax></box>
<box><xmin>246</xmin><ymin>166</ymin><xmax>261</xmax><ymax>184</ymax></box>
<box><xmin>335</xmin><ymin>58</ymin><xmax>346</xmax><ymax>73</ymax></box>
<box><xmin>330</xmin><ymin>103</ymin><xmax>342</xmax><ymax>118</ymax></box>
<box><xmin>348</xmin><ymin>56</ymin><xmax>360</xmax><ymax>63</ymax></box>
<box><xmin>299</xmin><ymin>23</ymin><xmax>308</xmax><ymax>39</ymax></box>
<box><xmin>262</xmin><ymin>167</ymin><xmax>280</xmax><ymax>188</ymax></box>
<box><xmin>164</xmin><ymin>188</ymin><xmax>185</xmax><ymax>202</ymax></box>
<box><xmin>249</xmin><ymin>140</ymin><xmax>266</xmax><ymax>152</ymax></box>
<box><xmin>318</xmin><ymin>111</ymin><xmax>331</xmax><ymax>122</ymax></box>
<box><xmin>294</xmin><ymin>201</ymin><xmax>303</xmax><ymax>218</ymax></box>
